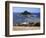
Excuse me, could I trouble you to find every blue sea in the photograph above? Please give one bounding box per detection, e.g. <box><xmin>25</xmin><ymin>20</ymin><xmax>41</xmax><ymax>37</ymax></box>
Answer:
<box><xmin>13</xmin><ymin>13</ymin><xmax>40</xmax><ymax>25</ymax></box>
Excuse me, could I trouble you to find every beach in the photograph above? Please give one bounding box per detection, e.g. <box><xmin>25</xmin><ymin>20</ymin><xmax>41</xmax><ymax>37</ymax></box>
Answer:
<box><xmin>13</xmin><ymin>26</ymin><xmax>40</xmax><ymax>31</ymax></box>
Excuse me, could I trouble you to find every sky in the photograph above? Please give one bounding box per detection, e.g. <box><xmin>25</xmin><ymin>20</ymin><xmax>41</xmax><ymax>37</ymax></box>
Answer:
<box><xmin>13</xmin><ymin>7</ymin><xmax>40</xmax><ymax>13</ymax></box>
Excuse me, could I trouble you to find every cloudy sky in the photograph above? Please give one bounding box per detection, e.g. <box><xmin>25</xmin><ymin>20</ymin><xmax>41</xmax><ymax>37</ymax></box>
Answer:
<box><xmin>13</xmin><ymin>7</ymin><xmax>40</xmax><ymax>13</ymax></box>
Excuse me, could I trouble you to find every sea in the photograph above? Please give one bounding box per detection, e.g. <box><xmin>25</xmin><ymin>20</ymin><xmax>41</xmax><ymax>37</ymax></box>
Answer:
<box><xmin>13</xmin><ymin>13</ymin><xmax>40</xmax><ymax>25</ymax></box>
